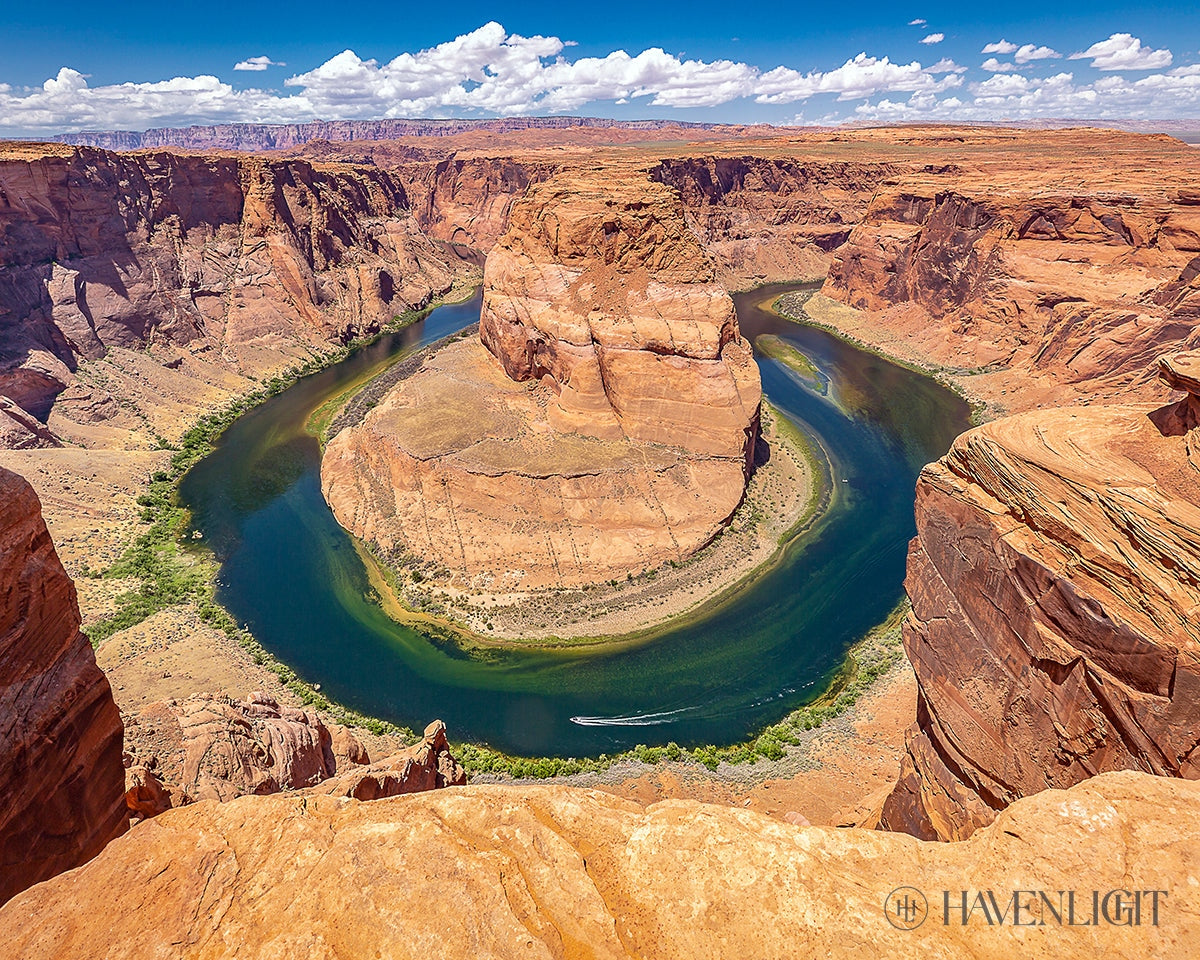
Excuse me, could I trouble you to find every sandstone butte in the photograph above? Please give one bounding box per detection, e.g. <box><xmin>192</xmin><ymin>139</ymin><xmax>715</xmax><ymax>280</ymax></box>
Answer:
<box><xmin>0</xmin><ymin>466</ymin><xmax>126</xmax><ymax>904</ymax></box>
<box><xmin>880</xmin><ymin>352</ymin><xmax>1200</xmax><ymax>841</ymax></box>
<box><xmin>1</xmin><ymin>771</ymin><xmax>1196</xmax><ymax>959</ymax></box>
<box><xmin>321</xmin><ymin>173</ymin><xmax>762</xmax><ymax>588</ymax></box>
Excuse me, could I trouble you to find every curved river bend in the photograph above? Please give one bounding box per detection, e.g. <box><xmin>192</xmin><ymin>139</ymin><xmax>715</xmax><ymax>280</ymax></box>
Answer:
<box><xmin>179</xmin><ymin>285</ymin><xmax>970</xmax><ymax>756</ymax></box>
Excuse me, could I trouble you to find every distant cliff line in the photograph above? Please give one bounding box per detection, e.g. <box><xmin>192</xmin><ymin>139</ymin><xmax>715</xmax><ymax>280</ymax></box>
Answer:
<box><xmin>42</xmin><ymin>117</ymin><xmax>768</xmax><ymax>152</ymax></box>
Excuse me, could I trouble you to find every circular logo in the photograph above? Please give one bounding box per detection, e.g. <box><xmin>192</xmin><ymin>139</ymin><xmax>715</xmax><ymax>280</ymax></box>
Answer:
<box><xmin>883</xmin><ymin>886</ymin><xmax>929</xmax><ymax>930</ymax></box>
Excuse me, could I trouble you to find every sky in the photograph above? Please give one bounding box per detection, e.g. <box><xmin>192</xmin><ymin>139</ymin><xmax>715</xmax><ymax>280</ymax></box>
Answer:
<box><xmin>1</xmin><ymin>1</ymin><xmax>1198</xmax><ymax>135</ymax></box>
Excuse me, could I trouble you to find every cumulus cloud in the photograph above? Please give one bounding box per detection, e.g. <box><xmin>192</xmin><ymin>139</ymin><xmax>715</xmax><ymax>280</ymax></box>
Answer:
<box><xmin>981</xmin><ymin>40</ymin><xmax>1018</xmax><ymax>55</ymax></box>
<box><xmin>755</xmin><ymin>53</ymin><xmax>961</xmax><ymax>103</ymax></box>
<box><xmin>1014</xmin><ymin>44</ymin><xmax>1061</xmax><ymax>64</ymax></box>
<box><xmin>909</xmin><ymin>18</ymin><xmax>927</xmax><ymax>26</ymax></box>
<box><xmin>921</xmin><ymin>33</ymin><xmax>944</xmax><ymax>45</ymax></box>
<box><xmin>1069</xmin><ymin>33</ymin><xmax>1172</xmax><ymax>71</ymax></box>
<box><xmin>234</xmin><ymin>56</ymin><xmax>286</xmax><ymax>72</ymax></box>
<box><xmin>1</xmin><ymin>21</ymin><xmax>1198</xmax><ymax>134</ymax></box>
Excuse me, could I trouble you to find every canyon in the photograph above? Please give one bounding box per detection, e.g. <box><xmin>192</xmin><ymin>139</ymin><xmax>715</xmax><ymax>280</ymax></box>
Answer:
<box><xmin>2</xmin><ymin>122</ymin><xmax>1200</xmax><ymax>952</ymax></box>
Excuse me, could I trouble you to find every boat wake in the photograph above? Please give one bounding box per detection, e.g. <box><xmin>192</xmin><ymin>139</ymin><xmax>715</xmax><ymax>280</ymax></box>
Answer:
<box><xmin>569</xmin><ymin>707</ymin><xmax>697</xmax><ymax>727</ymax></box>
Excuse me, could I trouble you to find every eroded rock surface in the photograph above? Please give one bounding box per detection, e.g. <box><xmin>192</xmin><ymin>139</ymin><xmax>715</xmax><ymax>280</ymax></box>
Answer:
<box><xmin>0</xmin><ymin>467</ymin><xmax>126</xmax><ymax>905</ymax></box>
<box><xmin>323</xmin><ymin>174</ymin><xmax>761</xmax><ymax>588</ymax></box>
<box><xmin>881</xmin><ymin>353</ymin><xmax>1200</xmax><ymax>840</ymax></box>
<box><xmin>2</xmin><ymin>772</ymin><xmax>1195</xmax><ymax>959</ymax></box>
<box><xmin>0</xmin><ymin>144</ymin><xmax>463</xmax><ymax>444</ymax></box>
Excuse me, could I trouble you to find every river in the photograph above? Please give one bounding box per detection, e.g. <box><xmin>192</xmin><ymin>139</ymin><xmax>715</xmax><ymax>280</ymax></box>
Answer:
<box><xmin>178</xmin><ymin>284</ymin><xmax>970</xmax><ymax>756</ymax></box>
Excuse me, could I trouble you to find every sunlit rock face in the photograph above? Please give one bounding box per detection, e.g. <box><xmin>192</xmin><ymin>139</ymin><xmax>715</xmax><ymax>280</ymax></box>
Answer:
<box><xmin>322</xmin><ymin>173</ymin><xmax>761</xmax><ymax>589</ymax></box>
<box><xmin>881</xmin><ymin>352</ymin><xmax>1200</xmax><ymax>841</ymax></box>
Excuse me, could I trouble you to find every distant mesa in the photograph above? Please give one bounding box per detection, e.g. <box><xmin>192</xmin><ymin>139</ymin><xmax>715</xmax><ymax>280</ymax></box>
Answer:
<box><xmin>321</xmin><ymin>172</ymin><xmax>762</xmax><ymax>590</ymax></box>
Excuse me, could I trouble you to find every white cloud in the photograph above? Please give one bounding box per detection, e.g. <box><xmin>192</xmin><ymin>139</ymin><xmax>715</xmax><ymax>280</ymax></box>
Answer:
<box><xmin>1069</xmin><ymin>33</ymin><xmax>1172</xmax><ymax>71</ymax></box>
<box><xmin>755</xmin><ymin>53</ymin><xmax>961</xmax><ymax>104</ymax></box>
<box><xmin>1014</xmin><ymin>44</ymin><xmax>1061</xmax><ymax>64</ymax></box>
<box><xmin>234</xmin><ymin>56</ymin><xmax>286</xmax><ymax>72</ymax></box>
<box><xmin>908</xmin><ymin>18</ymin><xmax>927</xmax><ymax>26</ymax></box>
<box><xmin>921</xmin><ymin>33</ymin><xmax>944</xmax><ymax>45</ymax></box>
<box><xmin>982</xmin><ymin>40</ymin><xmax>1018</xmax><ymax>55</ymax></box>
<box><xmin>2</xmin><ymin>21</ymin><xmax>1199</xmax><ymax>135</ymax></box>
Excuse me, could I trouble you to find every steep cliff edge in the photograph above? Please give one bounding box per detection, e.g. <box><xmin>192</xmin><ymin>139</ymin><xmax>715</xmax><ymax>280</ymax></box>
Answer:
<box><xmin>322</xmin><ymin>173</ymin><xmax>761</xmax><ymax>590</ymax></box>
<box><xmin>880</xmin><ymin>353</ymin><xmax>1200</xmax><ymax>841</ymax></box>
<box><xmin>822</xmin><ymin>136</ymin><xmax>1200</xmax><ymax>407</ymax></box>
<box><xmin>0</xmin><ymin>144</ymin><xmax>463</xmax><ymax>443</ymax></box>
<box><xmin>0</xmin><ymin>467</ymin><xmax>126</xmax><ymax>905</ymax></box>
<box><xmin>2</xmin><ymin>772</ymin><xmax>1194</xmax><ymax>958</ymax></box>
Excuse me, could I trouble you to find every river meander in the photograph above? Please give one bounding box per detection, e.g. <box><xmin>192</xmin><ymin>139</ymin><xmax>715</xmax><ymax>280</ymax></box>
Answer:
<box><xmin>178</xmin><ymin>284</ymin><xmax>970</xmax><ymax>756</ymax></box>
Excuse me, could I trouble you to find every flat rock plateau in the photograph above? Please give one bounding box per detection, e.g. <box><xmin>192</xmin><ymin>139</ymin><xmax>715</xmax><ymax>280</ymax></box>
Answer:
<box><xmin>2</xmin><ymin>122</ymin><xmax>1200</xmax><ymax>954</ymax></box>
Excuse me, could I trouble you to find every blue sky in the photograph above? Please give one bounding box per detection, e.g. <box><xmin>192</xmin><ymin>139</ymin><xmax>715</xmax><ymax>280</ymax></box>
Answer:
<box><xmin>1</xmin><ymin>1</ymin><xmax>1197</xmax><ymax>134</ymax></box>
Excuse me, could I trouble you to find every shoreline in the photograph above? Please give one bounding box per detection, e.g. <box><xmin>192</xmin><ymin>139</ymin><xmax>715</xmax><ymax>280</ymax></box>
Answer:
<box><xmin>341</xmin><ymin>400</ymin><xmax>829</xmax><ymax>649</ymax></box>
<box><xmin>4</xmin><ymin>275</ymin><xmax>942</xmax><ymax>777</ymax></box>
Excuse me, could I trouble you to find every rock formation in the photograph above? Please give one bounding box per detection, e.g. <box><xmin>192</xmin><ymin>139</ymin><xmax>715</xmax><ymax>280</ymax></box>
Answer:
<box><xmin>1</xmin><ymin>772</ymin><xmax>1192</xmax><ymax>958</ymax></box>
<box><xmin>880</xmin><ymin>353</ymin><xmax>1200</xmax><ymax>841</ymax></box>
<box><xmin>822</xmin><ymin>137</ymin><xmax>1200</xmax><ymax>406</ymax></box>
<box><xmin>322</xmin><ymin>173</ymin><xmax>762</xmax><ymax>589</ymax></box>
<box><xmin>0</xmin><ymin>144</ymin><xmax>463</xmax><ymax>442</ymax></box>
<box><xmin>121</xmin><ymin>695</ymin><xmax>464</xmax><ymax>806</ymax></box>
<box><xmin>0</xmin><ymin>467</ymin><xmax>126</xmax><ymax>905</ymax></box>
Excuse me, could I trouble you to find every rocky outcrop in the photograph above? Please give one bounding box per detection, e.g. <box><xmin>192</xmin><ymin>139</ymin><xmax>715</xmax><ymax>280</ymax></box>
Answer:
<box><xmin>2</xmin><ymin>771</ymin><xmax>1193</xmax><ymax>958</ymax></box>
<box><xmin>0</xmin><ymin>467</ymin><xmax>126</xmax><ymax>905</ymax></box>
<box><xmin>0</xmin><ymin>144</ymin><xmax>462</xmax><ymax>441</ymax></box>
<box><xmin>121</xmin><ymin>695</ymin><xmax>464</xmax><ymax>807</ymax></box>
<box><xmin>322</xmin><ymin>174</ymin><xmax>762</xmax><ymax>588</ymax></box>
<box><xmin>880</xmin><ymin>353</ymin><xmax>1200</xmax><ymax>841</ymax></box>
<box><xmin>822</xmin><ymin>135</ymin><xmax>1200</xmax><ymax>406</ymax></box>
<box><xmin>314</xmin><ymin>720</ymin><xmax>466</xmax><ymax>800</ymax></box>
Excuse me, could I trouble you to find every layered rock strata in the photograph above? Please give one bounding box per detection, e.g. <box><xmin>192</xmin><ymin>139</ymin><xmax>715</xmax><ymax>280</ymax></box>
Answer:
<box><xmin>1</xmin><ymin>772</ymin><xmax>1193</xmax><ymax>959</ymax></box>
<box><xmin>0</xmin><ymin>144</ymin><xmax>462</xmax><ymax>442</ymax></box>
<box><xmin>122</xmin><ymin>695</ymin><xmax>464</xmax><ymax>806</ymax></box>
<box><xmin>323</xmin><ymin>175</ymin><xmax>762</xmax><ymax>589</ymax></box>
<box><xmin>0</xmin><ymin>467</ymin><xmax>126</xmax><ymax>905</ymax></box>
<box><xmin>881</xmin><ymin>353</ymin><xmax>1200</xmax><ymax>840</ymax></box>
<box><xmin>823</xmin><ymin>140</ymin><xmax>1200</xmax><ymax>406</ymax></box>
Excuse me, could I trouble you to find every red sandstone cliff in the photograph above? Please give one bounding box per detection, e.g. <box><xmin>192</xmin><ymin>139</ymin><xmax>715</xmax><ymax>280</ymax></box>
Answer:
<box><xmin>822</xmin><ymin>141</ymin><xmax>1200</xmax><ymax>406</ymax></box>
<box><xmin>0</xmin><ymin>144</ymin><xmax>464</xmax><ymax>441</ymax></box>
<box><xmin>322</xmin><ymin>173</ymin><xmax>762</xmax><ymax>589</ymax></box>
<box><xmin>0</xmin><ymin>467</ymin><xmax>126</xmax><ymax>904</ymax></box>
<box><xmin>880</xmin><ymin>353</ymin><xmax>1200</xmax><ymax>841</ymax></box>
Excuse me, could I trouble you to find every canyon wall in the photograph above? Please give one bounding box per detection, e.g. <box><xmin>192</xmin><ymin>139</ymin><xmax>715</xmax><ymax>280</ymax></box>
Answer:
<box><xmin>0</xmin><ymin>467</ymin><xmax>126</xmax><ymax>905</ymax></box>
<box><xmin>0</xmin><ymin>144</ymin><xmax>462</xmax><ymax>442</ymax></box>
<box><xmin>880</xmin><ymin>354</ymin><xmax>1200</xmax><ymax>841</ymax></box>
<box><xmin>2</xmin><ymin>772</ymin><xmax>1193</xmax><ymax>958</ymax></box>
<box><xmin>322</xmin><ymin>173</ymin><xmax>762</xmax><ymax>589</ymax></box>
<box><xmin>823</xmin><ymin>146</ymin><xmax>1200</xmax><ymax>406</ymax></box>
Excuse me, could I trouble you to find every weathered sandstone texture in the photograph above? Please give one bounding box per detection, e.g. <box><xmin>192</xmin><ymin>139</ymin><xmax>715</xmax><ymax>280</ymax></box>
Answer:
<box><xmin>823</xmin><ymin>136</ymin><xmax>1200</xmax><ymax>405</ymax></box>
<box><xmin>121</xmin><ymin>695</ymin><xmax>464</xmax><ymax>806</ymax></box>
<box><xmin>881</xmin><ymin>353</ymin><xmax>1200</xmax><ymax>841</ymax></box>
<box><xmin>0</xmin><ymin>144</ymin><xmax>462</xmax><ymax>442</ymax></box>
<box><xmin>323</xmin><ymin>175</ymin><xmax>762</xmax><ymax>588</ymax></box>
<box><xmin>0</xmin><ymin>467</ymin><xmax>126</xmax><ymax>905</ymax></box>
<box><xmin>2</xmin><ymin>772</ymin><xmax>1195</xmax><ymax>959</ymax></box>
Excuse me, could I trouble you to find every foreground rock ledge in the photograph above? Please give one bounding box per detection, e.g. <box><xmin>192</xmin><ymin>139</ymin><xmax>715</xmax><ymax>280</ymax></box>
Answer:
<box><xmin>322</xmin><ymin>174</ymin><xmax>762</xmax><ymax>589</ymax></box>
<box><xmin>2</xmin><ymin>772</ymin><xmax>1195</xmax><ymax>958</ymax></box>
<box><xmin>881</xmin><ymin>351</ymin><xmax>1200</xmax><ymax>841</ymax></box>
